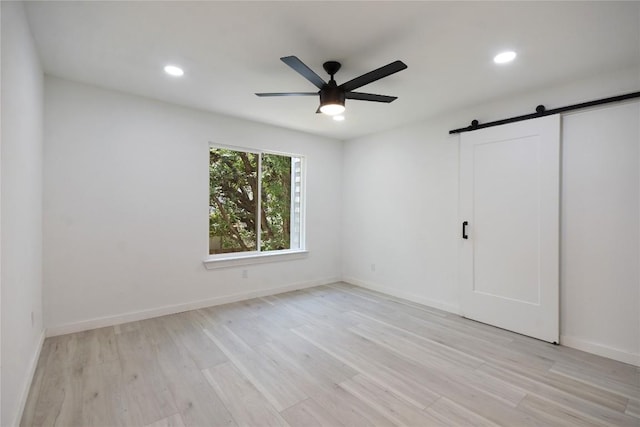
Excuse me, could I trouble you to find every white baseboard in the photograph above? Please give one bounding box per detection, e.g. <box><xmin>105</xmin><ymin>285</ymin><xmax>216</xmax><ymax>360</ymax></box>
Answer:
<box><xmin>46</xmin><ymin>277</ymin><xmax>340</xmax><ymax>337</ymax></box>
<box><xmin>13</xmin><ymin>329</ymin><xmax>46</xmax><ymax>427</ymax></box>
<box><xmin>560</xmin><ymin>335</ymin><xmax>640</xmax><ymax>367</ymax></box>
<box><xmin>342</xmin><ymin>276</ymin><xmax>460</xmax><ymax>315</ymax></box>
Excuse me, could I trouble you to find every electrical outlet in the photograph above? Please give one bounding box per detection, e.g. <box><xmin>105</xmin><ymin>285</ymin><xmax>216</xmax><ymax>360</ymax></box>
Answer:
<box><xmin>242</xmin><ymin>269</ymin><xmax>248</xmax><ymax>279</ymax></box>
<box><xmin>371</xmin><ymin>263</ymin><xmax>376</xmax><ymax>272</ymax></box>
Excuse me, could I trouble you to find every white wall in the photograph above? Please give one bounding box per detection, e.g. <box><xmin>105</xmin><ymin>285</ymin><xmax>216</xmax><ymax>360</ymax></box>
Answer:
<box><xmin>43</xmin><ymin>77</ymin><xmax>343</xmax><ymax>333</ymax></box>
<box><xmin>342</xmin><ymin>67</ymin><xmax>640</xmax><ymax>365</ymax></box>
<box><xmin>561</xmin><ymin>102</ymin><xmax>639</xmax><ymax>364</ymax></box>
<box><xmin>342</xmin><ymin>114</ymin><xmax>460</xmax><ymax>313</ymax></box>
<box><xmin>1</xmin><ymin>2</ymin><xmax>45</xmax><ymax>426</ymax></box>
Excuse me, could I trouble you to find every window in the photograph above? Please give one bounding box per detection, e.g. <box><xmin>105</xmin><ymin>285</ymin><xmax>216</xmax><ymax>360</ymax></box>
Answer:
<box><xmin>208</xmin><ymin>145</ymin><xmax>304</xmax><ymax>259</ymax></box>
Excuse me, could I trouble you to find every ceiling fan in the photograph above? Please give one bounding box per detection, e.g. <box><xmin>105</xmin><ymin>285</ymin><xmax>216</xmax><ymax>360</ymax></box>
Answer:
<box><xmin>256</xmin><ymin>56</ymin><xmax>407</xmax><ymax>116</ymax></box>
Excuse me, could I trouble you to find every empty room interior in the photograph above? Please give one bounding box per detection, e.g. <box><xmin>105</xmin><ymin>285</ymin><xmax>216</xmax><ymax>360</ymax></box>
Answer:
<box><xmin>2</xmin><ymin>1</ymin><xmax>640</xmax><ymax>426</ymax></box>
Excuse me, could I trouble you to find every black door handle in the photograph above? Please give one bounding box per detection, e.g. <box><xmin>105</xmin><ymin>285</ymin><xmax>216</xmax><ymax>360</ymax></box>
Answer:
<box><xmin>462</xmin><ymin>221</ymin><xmax>468</xmax><ymax>239</ymax></box>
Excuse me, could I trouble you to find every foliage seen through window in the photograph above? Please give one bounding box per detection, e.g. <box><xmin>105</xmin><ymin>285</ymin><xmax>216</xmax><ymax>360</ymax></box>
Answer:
<box><xmin>209</xmin><ymin>147</ymin><xmax>302</xmax><ymax>255</ymax></box>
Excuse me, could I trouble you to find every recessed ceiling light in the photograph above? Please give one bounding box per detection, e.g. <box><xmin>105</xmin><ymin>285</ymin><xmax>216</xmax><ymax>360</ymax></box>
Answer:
<box><xmin>333</xmin><ymin>115</ymin><xmax>345</xmax><ymax>122</ymax></box>
<box><xmin>164</xmin><ymin>65</ymin><xmax>184</xmax><ymax>77</ymax></box>
<box><xmin>493</xmin><ymin>51</ymin><xmax>517</xmax><ymax>64</ymax></box>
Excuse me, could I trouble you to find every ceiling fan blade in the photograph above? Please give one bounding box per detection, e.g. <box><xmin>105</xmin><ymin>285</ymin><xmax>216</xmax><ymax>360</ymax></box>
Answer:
<box><xmin>345</xmin><ymin>92</ymin><xmax>397</xmax><ymax>103</ymax></box>
<box><xmin>255</xmin><ymin>92</ymin><xmax>318</xmax><ymax>97</ymax></box>
<box><xmin>339</xmin><ymin>60</ymin><xmax>407</xmax><ymax>92</ymax></box>
<box><xmin>281</xmin><ymin>56</ymin><xmax>327</xmax><ymax>89</ymax></box>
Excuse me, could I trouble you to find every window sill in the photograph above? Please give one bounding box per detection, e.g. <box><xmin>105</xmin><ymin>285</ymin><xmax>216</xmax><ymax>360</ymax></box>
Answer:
<box><xmin>203</xmin><ymin>249</ymin><xmax>309</xmax><ymax>270</ymax></box>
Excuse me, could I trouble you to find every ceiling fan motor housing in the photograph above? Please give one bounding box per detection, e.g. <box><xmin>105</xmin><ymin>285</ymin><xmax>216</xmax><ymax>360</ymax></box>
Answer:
<box><xmin>320</xmin><ymin>81</ymin><xmax>345</xmax><ymax>107</ymax></box>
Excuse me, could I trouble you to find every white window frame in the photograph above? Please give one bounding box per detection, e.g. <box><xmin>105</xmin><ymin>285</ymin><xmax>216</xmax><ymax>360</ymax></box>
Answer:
<box><xmin>204</xmin><ymin>143</ymin><xmax>307</xmax><ymax>269</ymax></box>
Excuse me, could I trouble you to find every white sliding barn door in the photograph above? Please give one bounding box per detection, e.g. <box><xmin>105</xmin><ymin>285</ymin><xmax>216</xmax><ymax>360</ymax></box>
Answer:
<box><xmin>459</xmin><ymin>115</ymin><xmax>560</xmax><ymax>343</ymax></box>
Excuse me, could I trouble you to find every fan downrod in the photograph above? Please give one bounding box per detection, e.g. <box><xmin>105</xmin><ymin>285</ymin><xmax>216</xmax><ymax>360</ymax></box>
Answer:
<box><xmin>323</xmin><ymin>61</ymin><xmax>341</xmax><ymax>79</ymax></box>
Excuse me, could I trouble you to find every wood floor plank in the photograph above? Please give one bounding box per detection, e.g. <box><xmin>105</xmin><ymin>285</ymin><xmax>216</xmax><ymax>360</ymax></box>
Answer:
<box><xmin>265</xmin><ymin>298</ymin><xmax>335</xmax><ymax>329</ymax></box>
<box><xmin>291</xmin><ymin>325</ymin><xmax>440</xmax><ymax>409</ymax></box>
<box><xmin>517</xmin><ymin>394</ymin><xmax>612</xmax><ymax>427</ymax></box>
<box><xmin>339</xmin><ymin>374</ymin><xmax>447</xmax><ymax>426</ymax></box>
<box><xmin>304</xmin><ymin>382</ymin><xmax>397</xmax><ymax>427</ymax></box>
<box><xmin>352</xmin><ymin>306</ymin><xmax>554</xmax><ymax>374</ymax></box>
<box><xmin>203</xmin><ymin>362</ymin><xmax>289</xmax><ymax>427</ymax></box>
<box><xmin>626</xmin><ymin>397</ymin><xmax>640</xmax><ymax>418</ymax></box>
<box><xmin>77</xmin><ymin>326</ymin><xmax>119</xmax><ymax>366</ymax></box>
<box><xmin>501</xmin><ymin>362</ymin><xmax>629</xmax><ymax>412</ymax></box>
<box><xmin>81</xmin><ymin>359</ymin><xmax>145</xmax><ymax>427</ymax></box>
<box><xmin>330</xmin><ymin>283</ymin><xmax>518</xmax><ymax>345</ymax></box>
<box><xmin>257</xmin><ymin>339</ymin><xmax>349</xmax><ymax>394</ymax></box>
<box><xmin>280</xmin><ymin>398</ymin><xmax>345</xmax><ymax>427</ymax></box>
<box><xmin>200</xmin><ymin>298</ymin><xmax>272</xmax><ymax>325</ymax></box>
<box><xmin>161</xmin><ymin>312</ymin><xmax>228</xmax><ymax>369</ymax></box>
<box><xmin>479</xmin><ymin>363</ymin><xmax>640</xmax><ymax>427</ymax></box>
<box><xmin>509</xmin><ymin>337</ymin><xmax>640</xmax><ymax>382</ymax></box>
<box><xmin>222</xmin><ymin>315</ymin><xmax>274</xmax><ymax>347</ymax></box>
<box><xmin>114</xmin><ymin>321</ymin><xmax>140</xmax><ymax>335</ymax></box>
<box><xmin>29</xmin><ymin>362</ymin><xmax>84</xmax><ymax>426</ymax></box>
<box><xmin>159</xmin><ymin>358</ymin><xmax>236</xmax><ymax>427</ymax></box>
<box><xmin>258</xmin><ymin>298</ymin><xmax>308</xmax><ymax>329</ymax></box>
<box><xmin>249</xmin><ymin>333</ymin><xmax>398</xmax><ymax>426</ymax></box>
<box><xmin>19</xmin><ymin>338</ymin><xmax>53</xmax><ymax>427</ymax></box>
<box><xmin>45</xmin><ymin>333</ymin><xmax>80</xmax><ymax>370</ymax></box>
<box><xmin>138</xmin><ymin>317</ymin><xmax>236</xmax><ymax>427</ymax></box>
<box><xmin>80</xmin><ymin>362</ymin><xmax>114</xmax><ymax>426</ymax></box>
<box><xmin>262</xmin><ymin>330</ymin><xmax>357</xmax><ymax>386</ymax></box>
<box><xmin>200</xmin><ymin>319</ymin><xmax>308</xmax><ymax>412</ymax></box>
<box><xmin>550</xmin><ymin>361</ymin><xmax>640</xmax><ymax>399</ymax></box>
<box><xmin>327</xmin><ymin>282</ymin><xmax>449</xmax><ymax>318</ymax></box>
<box><xmin>425</xmin><ymin>397</ymin><xmax>499</xmax><ymax>427</ymax></box>
<box><xmin>235</xmin><ymin>334</ymin><xmax>395</xmax><ymax>426</ymax></box>
<box><xmin>144</xmin><ymin>413</ymin><xmax>186</xmax><ymax>427</ymax></box>
<box><xmin>348</xmin><ymin>313</ymin><xmax>485</xmax><ymax>369</ymax></box>
<box><xmin>269</xmin><ymin>292</ymin><xmax>360</xmax><ymax>330</ymax></box>
<box><xmin>294</xmin><ymin>324</ymin><xmax>545</xmax><ymax>426</ymax></box>
<box><xmin>220</xmin><ymin>312</ymin><xmax>291</xmax><ymax>348</ymax></box>
<box><xmin>115</xmin><ymin>329</ymin><xmax>179</xmax><ymax>425</ymax></box>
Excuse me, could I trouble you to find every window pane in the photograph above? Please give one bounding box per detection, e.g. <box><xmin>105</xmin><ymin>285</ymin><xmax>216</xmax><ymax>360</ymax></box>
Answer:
<box><xmin>291</xmin><ymin>157</ymin><xmax>302</xmax><ymax>249</ymax></box>
<box><xmin>260</xmin><ymin>153</ymin><xmax>292</xmax><ymax>251</ymax></box>
<box><xmin>209</xmin><ymin>148</ymin><xmax>258</xmax><ymax>254</ymax></box>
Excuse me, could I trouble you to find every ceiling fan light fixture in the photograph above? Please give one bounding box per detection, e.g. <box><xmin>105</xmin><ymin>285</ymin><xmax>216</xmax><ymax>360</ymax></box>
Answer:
<box><xmin>493</xmin><ymin>51</ymin><xmax>516</xmax><ymax>64</ymax></box>
<box><xmin>164</xmin><ymin>64</ymin><xmax>184</xmax><ymax>76</ymax></box>
<box><xmin>320</xmin><ymin>103</ymin><xmax>345</xmax><ymax>116</ymax></box>
<box><xmin>319</xmin><ymin>84</ymin><xmax>346</xmax><ymax>115</ymax></box>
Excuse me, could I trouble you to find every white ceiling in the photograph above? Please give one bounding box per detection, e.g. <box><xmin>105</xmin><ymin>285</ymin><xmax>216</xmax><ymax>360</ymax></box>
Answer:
<box><xmin>24</xmin><ymin>1</ymin><xmax>640</xmax><ymax>140</ymax></box>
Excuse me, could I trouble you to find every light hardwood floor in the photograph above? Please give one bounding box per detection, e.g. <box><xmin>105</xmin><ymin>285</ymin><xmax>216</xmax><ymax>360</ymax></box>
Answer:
<box><xmin>21</xmin><ymin>283</ymin><xmax>640</xmax><ymax>426</ymax></box>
